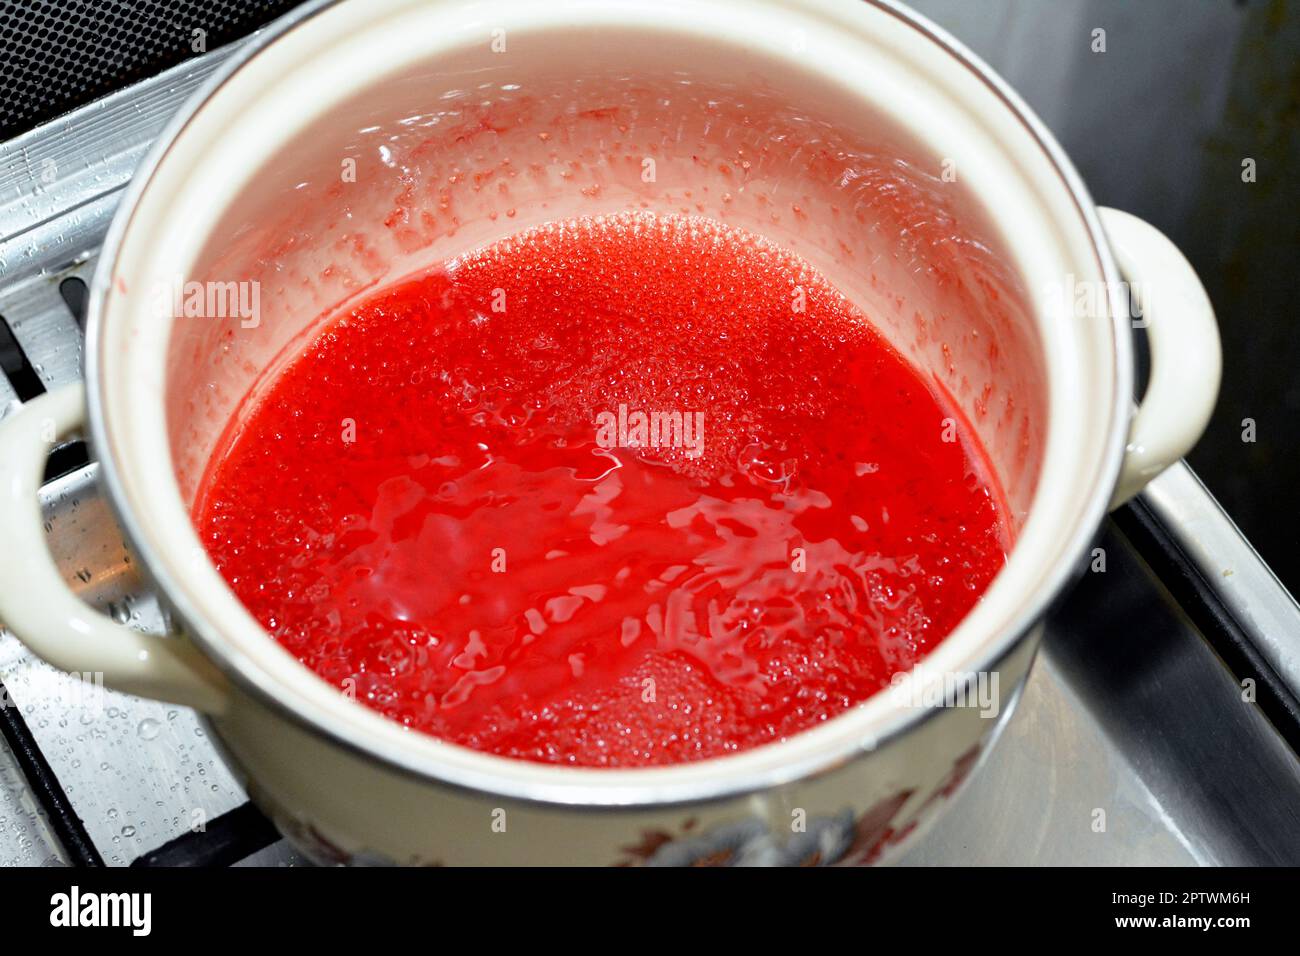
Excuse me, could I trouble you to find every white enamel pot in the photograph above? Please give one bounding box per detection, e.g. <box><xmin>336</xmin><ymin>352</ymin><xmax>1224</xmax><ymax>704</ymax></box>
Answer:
<box><xmin>0</xmin><ymin>0</ymin><xmax>1220</xmax><ymax>865</ymax></box>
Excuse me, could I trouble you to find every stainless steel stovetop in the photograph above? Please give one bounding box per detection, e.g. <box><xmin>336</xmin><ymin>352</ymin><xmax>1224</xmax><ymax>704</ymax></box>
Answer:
<box><xmin>1</xmin><ymin>42</ymin><xmax>1298</xmax><ymax>868</ymax></box>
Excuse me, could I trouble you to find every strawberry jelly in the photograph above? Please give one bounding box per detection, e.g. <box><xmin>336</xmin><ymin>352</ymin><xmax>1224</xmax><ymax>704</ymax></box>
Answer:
<box><xmin>194</xmin><ymin>211</ymin><xmax>1009</xmax><ymax>768</ymax></box>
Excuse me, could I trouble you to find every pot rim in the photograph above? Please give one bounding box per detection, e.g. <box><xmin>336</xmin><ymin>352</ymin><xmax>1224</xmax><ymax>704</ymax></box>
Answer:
<box><xmin>84</xmin><ymin>0</ymin><xmax>1130</xmax><ymax>807</ymax></box>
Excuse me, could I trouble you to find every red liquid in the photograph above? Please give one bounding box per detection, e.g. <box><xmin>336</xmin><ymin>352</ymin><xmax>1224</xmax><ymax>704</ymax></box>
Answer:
<box><xmin>195</xmin><ymin>212</ymin><xmax>1008</xmax><ymax>767</ymax></box>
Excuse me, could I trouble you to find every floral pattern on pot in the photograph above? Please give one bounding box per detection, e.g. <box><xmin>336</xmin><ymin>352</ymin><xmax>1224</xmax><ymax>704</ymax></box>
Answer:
<box><xmin>616</xmin><ymin>742</ymin><xmax>983</xmax><ymax>867</ymax></box>
<box><xmin>255</xmin><ymin>745</ymin><xmax>983</xmax><ymax>867</ymax></box>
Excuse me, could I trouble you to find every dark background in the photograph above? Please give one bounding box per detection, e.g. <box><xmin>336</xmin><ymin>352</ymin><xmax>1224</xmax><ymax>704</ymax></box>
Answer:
<box><xmin>1</xmin><ymin>0</ymin><xmax>1297</xmax><ymax>593</ymax></box>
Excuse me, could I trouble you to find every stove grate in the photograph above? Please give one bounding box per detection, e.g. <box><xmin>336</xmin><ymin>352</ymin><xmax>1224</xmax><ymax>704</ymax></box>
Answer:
<box><xmin>131</xmin><ymin>803</ymin><xmax>281</xmax><ymax>868</ymax></box>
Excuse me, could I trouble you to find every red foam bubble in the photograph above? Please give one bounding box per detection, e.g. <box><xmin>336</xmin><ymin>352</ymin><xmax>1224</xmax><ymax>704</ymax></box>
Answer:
<box><xmin>194</xmin><ymin>212</ymin><xmax>1008</xmax><ymax>768</ymax></box>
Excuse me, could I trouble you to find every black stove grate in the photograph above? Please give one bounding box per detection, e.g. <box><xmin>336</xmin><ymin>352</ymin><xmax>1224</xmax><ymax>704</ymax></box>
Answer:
<box><xmin>131</xmin><ymin>802</ymin><xmax>281</xmax><ymax>867</ymax></box>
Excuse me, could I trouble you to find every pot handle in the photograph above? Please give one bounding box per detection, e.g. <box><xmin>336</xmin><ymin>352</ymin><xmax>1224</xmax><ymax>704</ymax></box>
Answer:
<box><xmin>0</xmin><ymin>383</ymin><xmax>228</xmax><ymax>713</ymax></box>
<box><xmin>1099</xmin><ymin>207</ymin><xmax>1222</xmax><ymax>509</ymax></box>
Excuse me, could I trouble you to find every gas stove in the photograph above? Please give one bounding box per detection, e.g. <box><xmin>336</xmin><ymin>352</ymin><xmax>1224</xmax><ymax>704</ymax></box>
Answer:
<box><xmin>1</xmin><ymin>28</ymin><xmax>1298</xmax><ymax>869</ymax></box>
